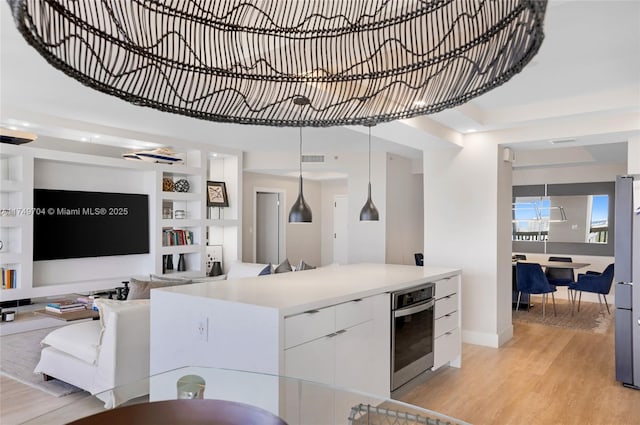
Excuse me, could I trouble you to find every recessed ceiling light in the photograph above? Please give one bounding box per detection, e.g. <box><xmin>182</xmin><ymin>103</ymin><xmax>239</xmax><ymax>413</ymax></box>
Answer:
<box><xmin>80</xmin><ymin>137</ymin><xmax>88</xmax><ymax>142</ymax></box>
<box><xmin>8</xmin><ymin>126</ymin><xmax>18</xmax><ymax>130</ymax></box>
<box><xmin>466</xmin><ymin>128</ymin><xmax>477</xmax><ymax>133</ymax></box>
<box><xmin>22</xmin><ymin>122</ymin><xmax>30</xmax><ymax>127</ymax></box>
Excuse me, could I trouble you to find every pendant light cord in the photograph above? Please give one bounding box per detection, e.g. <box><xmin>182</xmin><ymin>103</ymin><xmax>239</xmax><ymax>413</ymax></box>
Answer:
<box><xmin>299</xmin><ymin>125</ymin><xmax>303</xmax><ymax>177</ymax></box>
<box><xmin>368</xmin><ymin>125</ymin><xmax>371</xmax><ymax>183</ymax></box>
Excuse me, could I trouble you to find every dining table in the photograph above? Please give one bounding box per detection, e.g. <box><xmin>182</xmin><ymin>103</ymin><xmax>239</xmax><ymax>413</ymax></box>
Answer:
<box><xmin>516</xmin><ymin>260</ymin><xmax>591</xmax><ymax>270</ymax></box>
<box><xmin>511</xmin><ymin>260</ymin><xmax>591</xmax><ymax>310</ymax></box>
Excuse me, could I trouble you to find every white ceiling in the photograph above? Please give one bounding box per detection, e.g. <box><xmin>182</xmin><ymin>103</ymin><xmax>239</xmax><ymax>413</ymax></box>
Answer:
<box><xmin>1</xmin><ymin>1</ymin><xmax>638</xmax><ymax>169</ymax></box>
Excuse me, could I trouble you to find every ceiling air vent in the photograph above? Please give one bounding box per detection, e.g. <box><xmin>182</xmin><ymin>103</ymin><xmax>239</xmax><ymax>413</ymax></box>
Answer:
<box><xmin>301</xmin><ymin>154</ymin><xmax>325</xmax><ymax>163</ymax></box>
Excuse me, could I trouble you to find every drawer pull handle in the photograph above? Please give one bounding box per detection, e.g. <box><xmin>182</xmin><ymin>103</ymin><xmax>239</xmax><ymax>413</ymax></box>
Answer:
<box><xmin>352</xmin><ymin>299</ymin><xmax>362</xmax><ymax>303</ymax></box>
<box><xmin>445</xmin><ymin>313</ymin><xmax>453</xmax><ymax>318</ymax></box>
<box><xmin>326</xmin><ymin>332</ymin><xmax>339</xmax><ymax>338</ymax></box>
<box><xmin>335</xmin><ymin>329</ymin><xmax>347</xmax><ymax>335</ymax></box>
<box><xmin>445</xmin><ymin>331</ymin><xmax>453</xmax><ymax>336</ymax></box>
<box><xmin>305</xmin><ymin>310</ymin><xmax>320</xmax><ymax>315</ymax></box>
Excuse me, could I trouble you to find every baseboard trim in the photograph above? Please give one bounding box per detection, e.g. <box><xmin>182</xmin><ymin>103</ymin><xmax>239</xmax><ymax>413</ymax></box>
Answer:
<box><xmin>497</xmin><ymin>324</ymin><xmax>514</xmax><ymax>347</ymax></box>
<box><xmin>462</xmin><ymin>329</ymin><xmax>501</xmax><ymax>348</ymax></box>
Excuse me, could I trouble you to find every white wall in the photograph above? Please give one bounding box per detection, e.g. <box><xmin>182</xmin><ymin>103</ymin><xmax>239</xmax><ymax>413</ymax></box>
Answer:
<box><xmin>385</xmin><ymin>154</ymin><xmax>424</xmax><ymax>265</ymax></box>
<box><xmin>242</xmin><ymin>172</ymin><xmax>322</xmax><ymax>267</ymax></box>
<box><xmin>628</xmin><ymin>138</ymin><xmax>640</xmax><ymax>176</ymax></box>
<box><xmin>497</xmin><ymin>146</ymin><xmax>515</xmax><ymax>347</ymax></box>
<box><xmin>513</xmin><ymin>163</ymin><xmax>627</xmax><ymax>185</ymax></box>
<box><xmin>346</xmin><ymin>151</ymin><xmax>387</xmax><ymax>263</ymax></box>
<box><xmin>423</xmin><ymin>139</ymin><xmax>510</xmax><ymax>348</ymax></box>
<box><xmin>244</xmin><ymin>151</ymin><xmax>389</xmax><ymax>265</ymax></box>
<box><xmin>320</xmin><ymin>179</ymin><xmax>348</xmax><ymax>266</ymax></box>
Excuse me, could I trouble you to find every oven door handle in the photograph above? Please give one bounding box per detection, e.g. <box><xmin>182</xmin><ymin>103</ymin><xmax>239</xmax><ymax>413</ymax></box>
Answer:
<box><xmin>393</xmin><ymin>299</ymin><xmax>435</xmax><ymax>318</ymax></box>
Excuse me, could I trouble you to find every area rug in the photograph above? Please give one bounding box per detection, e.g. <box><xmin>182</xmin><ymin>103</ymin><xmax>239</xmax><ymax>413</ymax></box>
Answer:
<box><xmin>513</xmin><ymin>297</ymin><xmax>613</xmax><ymax>333</ymax></box>
<box><xmin>0</xmin><ymin>327</ymin><xmax>84</xmax><ymax>397</ymax></box>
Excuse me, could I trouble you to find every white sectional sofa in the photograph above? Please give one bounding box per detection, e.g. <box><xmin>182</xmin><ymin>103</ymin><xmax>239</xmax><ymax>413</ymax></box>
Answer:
<box><xmin>34</xmin><ymin>299</ymin><xmax>150</xmax><ymax>408</ymax></box>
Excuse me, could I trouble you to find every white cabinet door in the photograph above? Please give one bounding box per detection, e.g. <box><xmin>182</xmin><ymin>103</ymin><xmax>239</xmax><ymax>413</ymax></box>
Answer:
<box><xmin>285</xmin><ymin>334</ymin><xmax>335</xmax><ymax>386</ymax></box>
<box><xmin>334</xmin><ymin>320</ymin><xmax>374</xmax><ymax>393</ymax></box>
<box><xmin>433</xmin><ymin>328</ymin><xmax>461</xmax><ymax>369</ymax></box>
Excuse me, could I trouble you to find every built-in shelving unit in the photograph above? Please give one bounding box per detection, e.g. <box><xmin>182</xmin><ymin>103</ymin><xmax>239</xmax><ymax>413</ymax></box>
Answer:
<box><xmin>0</xmin><ymin>141</ymin><xmax>242</xmax><ymax>302</ymax></box>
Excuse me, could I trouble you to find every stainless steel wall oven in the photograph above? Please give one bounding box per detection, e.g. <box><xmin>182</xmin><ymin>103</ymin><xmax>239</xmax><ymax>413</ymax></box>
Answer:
<box><xmin>391</xmin><ymin>282</ymin><xmax>435</xmax><ymax>391</ymax></box>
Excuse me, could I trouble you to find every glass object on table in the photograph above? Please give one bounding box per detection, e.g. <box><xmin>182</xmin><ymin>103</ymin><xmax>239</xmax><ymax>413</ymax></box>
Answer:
<box><xmin>19</xmin><ymin>366</ymin><xmax>469</xmax><ymax>425</ymax></box>
<box><xmin>177</xmin><ymin>374</ymin><xmax>205</xmax><ymax>399</ymax></box>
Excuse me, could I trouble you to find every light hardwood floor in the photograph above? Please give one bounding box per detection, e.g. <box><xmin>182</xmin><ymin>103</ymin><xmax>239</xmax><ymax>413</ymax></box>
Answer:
<box><xmin>1</xmin><ymin>317</ymin><xmax>638</xmax><ymax>424</ymax></box>
<box><xmin>400</xmin><ymin>320</ymin><xmax>640</xmax><ymax>425</ymax></box>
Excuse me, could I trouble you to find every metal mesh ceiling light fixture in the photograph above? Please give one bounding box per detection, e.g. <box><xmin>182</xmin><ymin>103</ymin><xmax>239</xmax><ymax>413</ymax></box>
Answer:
<box><xmin>8</xmin><ymin>0</ymin><xmax>546</xmax><ymax>127</ymax></box>
<box><xmin>289</xmin><ymin>96</ymin><xmax>312</xmax><ymax>223</ymax></box>
<box><xmin>360</xmin><ymin>123</ymin><xmax>379</xmax><ymax>222</ymax></box>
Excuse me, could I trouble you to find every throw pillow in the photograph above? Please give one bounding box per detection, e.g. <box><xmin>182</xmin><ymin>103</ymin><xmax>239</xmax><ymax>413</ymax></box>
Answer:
<box><xmin>40</xmin><ymin>320</ymin><xmax>102</xmax><ymax>364</ymax></box>
<box><xmin>297</xmin><ymin>260</ymin><xmax>316</xmax><ymax>271</ymax></box>
<box><xmin>258</xmin><ymin>263</ymin><xmax>272</xmax><ymax>276</ymax></box>
<box><xmin>127</xmin><ymin>277</ymin><xmax>192</xmax><ymax>300</ymax></box>
<box><xmin>150</xmin><ymin>274</ymin><xmax>192</xmax><ymax>282</ymax></box>
<box><xmin>274</xmin><ymin>258</ymin><xmax>292</xmax><ymax>273</ymax></box>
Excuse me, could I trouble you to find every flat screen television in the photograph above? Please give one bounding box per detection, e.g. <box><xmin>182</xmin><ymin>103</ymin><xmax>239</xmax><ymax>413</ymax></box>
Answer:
<box><xmin>33</xmin><ymin>189</ymin><xmax>149</xmax><ymax>261</ymax></box>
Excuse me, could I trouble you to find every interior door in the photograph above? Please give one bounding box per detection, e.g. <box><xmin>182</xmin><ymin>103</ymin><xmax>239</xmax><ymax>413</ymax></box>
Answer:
<box><xmin>333</xmin><ymin>195</ymin><xmax>348</xmax><ymax>264</ymax></box>
<box><xmin>256</xmin><ymin>192</ymin><xmax>281</xmax><ymax>264</ymax></box>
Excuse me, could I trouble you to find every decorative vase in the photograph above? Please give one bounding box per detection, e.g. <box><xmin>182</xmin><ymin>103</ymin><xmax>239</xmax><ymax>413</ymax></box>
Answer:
<box><xmin>162</xmin><ymin>177</ymin><xmax>174</xmax><ymax>192</ymax></box>
<box><xmin>210</xmin><ymin>261</ymin><xmax>223</xmax><ymax>277</ymax></box>
<box><xmin>165</xmin><ymin>254</ymin><xmax>174</xmax><ymax>271</ymax></box>
<box><xmin>177</xmin><ymin>253</ymin><xmax>186</xmax><ymax>271</ymax></box>
<box><xmin>174</xmin><ymin>178</ymin><xmax>190</xmax><ymax>192</ymax></box>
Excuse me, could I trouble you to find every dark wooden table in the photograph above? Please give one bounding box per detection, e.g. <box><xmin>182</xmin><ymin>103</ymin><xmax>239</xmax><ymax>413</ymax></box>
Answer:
<box><xmin>66</xmin><ymin>399</ymin><xmax>288</xmax><ymax>425</ymax></box>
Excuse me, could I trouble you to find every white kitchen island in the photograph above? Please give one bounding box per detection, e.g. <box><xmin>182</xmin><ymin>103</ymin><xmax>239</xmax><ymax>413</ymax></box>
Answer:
<box><xmin>150</xmin><ymin>263</ymin><xmax>461</xmax><ymax>401</ymax></box>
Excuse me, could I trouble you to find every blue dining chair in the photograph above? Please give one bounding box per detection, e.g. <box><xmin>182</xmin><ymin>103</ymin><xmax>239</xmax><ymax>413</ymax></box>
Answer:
<box><xmin>515</xmin><ymin>262</ymin><xmax>557</xmax><ymax>318</ymax></box>
<box><xmin>569</xmin><ymin>263</ymin><xmax>614</xmax><ymax>314</ymax></box>
<box><xmin>545</xmin><ymin>256</ymin><xmax>575</xmax><ymax>300</ymax></box>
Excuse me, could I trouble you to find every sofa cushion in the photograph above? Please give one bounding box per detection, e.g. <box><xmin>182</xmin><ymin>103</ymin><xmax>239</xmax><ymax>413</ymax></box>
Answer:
<box><xmin>258</xmin><ymin>263</ymin><xmax>272</xmax><ymax>276</ymax></box>
<box><xmin>127</xmin><ymin>277</ymin><xmax>192</xmax><ymax>300</ymax></box>
<box><xmin>41</xmin><ymin>320</ymin><xmax>102</xmax><ymax>365</ymax></box>
<box><xmin>226</xmin><ymin>262</ymin><xmax>269</xmax><ymax>279</ymax></box>
<box><xmin>274</xmin><ymin>258</ymin><xmax>292</xmax><ymax>273</ymax></box>
<box><xmin>297</xmin><ymin>260</ymin><xmax>316</xmax><ymax>271</ymax></box>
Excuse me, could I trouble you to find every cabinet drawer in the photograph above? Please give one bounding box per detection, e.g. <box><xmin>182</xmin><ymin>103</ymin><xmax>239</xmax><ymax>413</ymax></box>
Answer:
<box><xmin>435</xmin><ymin>293</ymin><xmax>457</xmax><ymax>317</ymax></box>
<box><xmin>433</xmin><ymin>327</ymin><xmax>461</xmax><ymax>369</ymax></box>
<box><xmin>434</xmin><ymin>311</ymin><xmax>458</xmax><ymax>337</ymax></box>
<box><xmin>335</xmin><ymin>297</ymin><xmax>373</xmax><ymax>330</ymax></box>
<box><xmin>285</xmin><ymin>307</ymin><xmax>335</xmax><ymax>349</ymax></box>
<box><xmin>435</xmin><ymin>276</ymin><xmax>458</xmax><ymax>299</ymax></box>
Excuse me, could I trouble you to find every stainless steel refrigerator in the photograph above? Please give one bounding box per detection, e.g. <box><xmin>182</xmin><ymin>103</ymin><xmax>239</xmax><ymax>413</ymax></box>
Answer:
<box><xmin>614</xmin><ymin>175</ymin><xmax>640</xmax><ymax>389</ymax></box>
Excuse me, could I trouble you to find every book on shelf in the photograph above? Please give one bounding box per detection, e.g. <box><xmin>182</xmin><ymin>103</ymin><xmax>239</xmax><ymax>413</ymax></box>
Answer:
<box><xmin>162</xmin><ymin>228</ymin><xmax>194</xmax><ymax>246</ymax></box>
<box><xmin>1</xmin><ymin>267</ymin><xmax>17</xmax><ymax>289</ymax></box>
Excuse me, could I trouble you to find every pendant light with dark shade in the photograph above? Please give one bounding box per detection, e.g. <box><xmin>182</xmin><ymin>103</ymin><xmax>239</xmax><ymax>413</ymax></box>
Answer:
<box><xmin>360</xmin><ymin>124</ymin><xmax>379</xmax><ymax>221</ymax></box>
<box><xmin>289</xmin><ymin>96</ymin><xmax>312</xmax><ymax>223</ymax></box>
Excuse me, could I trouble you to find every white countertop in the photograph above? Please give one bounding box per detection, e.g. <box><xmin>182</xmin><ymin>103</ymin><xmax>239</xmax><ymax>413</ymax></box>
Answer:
<box><xmin>154</xmin><ymin>263</ymin><xmax>461</xmax><ymax>316</ymax></box>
